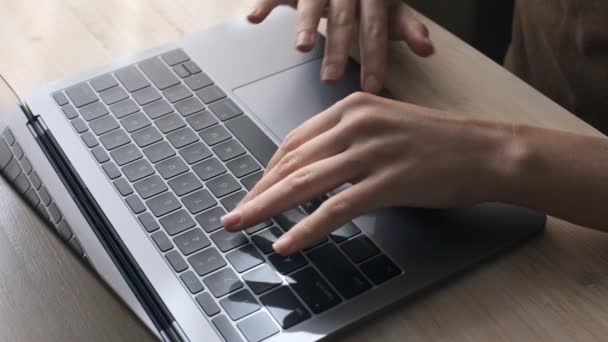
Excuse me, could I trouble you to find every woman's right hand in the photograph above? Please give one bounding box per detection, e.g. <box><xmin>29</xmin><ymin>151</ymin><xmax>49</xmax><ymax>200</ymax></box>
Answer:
<box><xmin>247</xmin><ymin>0</ymin><xmax>435</xmax><ymax>93</ymax></box>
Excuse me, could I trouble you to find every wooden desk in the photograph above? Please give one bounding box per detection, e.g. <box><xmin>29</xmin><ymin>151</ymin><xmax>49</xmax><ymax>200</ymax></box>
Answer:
<box><xmin>2</xmin><ymin>1</ymin><xmax>608</xmax><ymax>341</ymax></box>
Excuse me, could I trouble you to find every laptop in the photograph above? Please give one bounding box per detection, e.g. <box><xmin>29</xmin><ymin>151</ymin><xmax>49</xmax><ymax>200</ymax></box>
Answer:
<box><xmin>0</xmin><ymin>7</ymin><xmax>545</xmax><ymax>342</ymax></box>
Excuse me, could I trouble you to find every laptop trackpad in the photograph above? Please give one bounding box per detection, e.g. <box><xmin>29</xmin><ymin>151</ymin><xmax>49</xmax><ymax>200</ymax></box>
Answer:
<box><xmin>233</xmin><ymin>58</ymin><xmax>361</xmax><ymax>141</ymax></box>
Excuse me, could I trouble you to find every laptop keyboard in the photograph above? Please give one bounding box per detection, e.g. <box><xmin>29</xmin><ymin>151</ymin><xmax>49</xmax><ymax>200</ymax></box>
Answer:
<box><xmin>52</xmin><ymin>49</ymin><xmax>402</xmax><ymax>342</ymax></box>
<box><xmin>0</xmin><ymin>128</ymin><xmax>86</xmax><ymax>259</ymax></box>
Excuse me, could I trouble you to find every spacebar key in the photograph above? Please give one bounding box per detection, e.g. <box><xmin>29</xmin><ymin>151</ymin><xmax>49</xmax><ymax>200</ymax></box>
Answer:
<box><xmin>225</xmin><ymin>115</ymin><xmax>277</xmax><ymax>166</ymax></box>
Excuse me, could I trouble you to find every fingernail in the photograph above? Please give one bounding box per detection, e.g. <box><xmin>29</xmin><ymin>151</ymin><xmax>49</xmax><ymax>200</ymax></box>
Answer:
<box><xmin>296</xmin><ymin>31</ymin><xmax>314</xmax><ymax>49</ymax></box>
<box><xmin>322</xmin><ymin>63</ymin><xmax>340</xmax><ymax>81</ymax></box>
<box><xmin>273</xmin><ymin>235</ymin><xmax>294</xmax><ymax>255</ymax></box>
<box><xmin>221</xmin><ymin>210</ymin><xmax>241</xmax><ymax>229</ymax></box>
<box><xmin>364</xmin><ymin>75</ymin><xmax>379</xmax><ymax>93</ymax></box>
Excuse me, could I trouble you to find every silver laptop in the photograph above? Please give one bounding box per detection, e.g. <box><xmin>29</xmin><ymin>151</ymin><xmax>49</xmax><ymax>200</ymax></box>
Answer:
<box><xmin>0</xmin><ymin>7</ymin><xmax>545</xmax><ymax>342</ymax></box>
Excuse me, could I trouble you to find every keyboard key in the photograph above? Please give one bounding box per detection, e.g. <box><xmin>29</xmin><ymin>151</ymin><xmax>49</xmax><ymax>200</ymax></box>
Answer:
<box><xmin>133</xmin><ymin>175</ymin><xmax>167</xmax><ymax>199</ymax></box>
<box><xmin>196</xmin><ymin>85</ymin><xmax>226</xmax><ymax>104</ymax></box>
<box><xmin>175</xmin><ymin>97</ymin><xmax>205</xmax><ymax>117</ymax></box>
<box><xmin>133</xmin><ymin>86</ymin><xmax>161</xmax><ymax>105</ymax></box>
<box><xmin>111</xmin><ymin>144</ymin><xmax>143</xmax><ymax>166</ymax></box>
<box><xmin>2</xmin><ymin>129</ymin><xmax>15</xmax><ymax>145</ymax></box>
<box><xmin>163</xmin><ymin>84</ymin><xmax>192</xmax><ymax>103</ymax></box>
<box><xmin>167</xmin><ymin>127</ymin><xmax>198</xmax><ymax>148</ymax></box>
<box><xmin>68</xmin><ymin>237</ymin><xmax>84</xmax><ymax>257</ymax></box>
<box><xmin>168</xmin><ymin>172</ymin><xmax>202</xmax><ymax>196</ymax></box>
<box><xmin>186</xmin><ymin>110</ymin><xmax>218</xmax><ymax>131</ymax></box>
<box><xmin>125</xmin><ymin>194</ymin><xmax>146</xmax><ymax>214</ymax></box>
<box><xmin>185</xmin><ymin>73</ymin><xmax>213</xmax><ymax>90</ymax></box>
<box><xmin>100</xmin><ymin>86</ymin><xmax>128</xmax><ymax>105</ymax></box>
<box><xmin>139</xmin><ymin>57</ymin><xmax>180</xmax><ymax>90</ymax></box>
<box><xmin>36</xmin><ymin>203</ymin><xmax>49</xmax><ymax>222</ymax></box>
<box><xmin>156</xmin><ymin>156</ymin><xmax>188</xmax><ymax>179</ymax></box>
<box><xmin>179</xmin><ymin>142</ymin><xmax>211</xmax><ymax>164</ymax></box>
<box><xmin>204</xmin><ymin>268</ymin><xmax>243</xmax><ymax>298</ymax></box>
<box><xmin>113</xmin><ymin>177</ymin><xmax>134</xmax><ymax>196</ymax></box>
<box><xmin>182</xmin><ymin>189</ymin><xmax>216</xmax><ymax>214</ymax></box>
<box><xmin>147</xmin><ymin>192</ymin><xmax>181</xmax><ymax>217</ymax></box>
<box><xmin>143</xmin><ymin>99</ymin><xmax>173</xmax><ymax>119</ymax></box>
<box><xmin>200</xmin><ymin>125</ymin><xmax>231</xmax><ymax>146</ymax></box>
<box><xmin>207</xmin><ymin>173</ymin><xmax>240</xmax><ymax>198</ymax></box>
<box><xmin>286</xmin><ymin>267</ymin><xmax>341</xmax><ymax>314</ymax></box>
<box><xmin>329</xmin><ymin>222</ymin><xmax>361</xmax><ymax>243</ymax></box>
<box><xmin>244</xmin><ymin>220</ymin><xmax>273</xmax><ymax>235</ymax></box>
<box><xmin>243</xmin><ymin>264</ymin><xmax>282</xmax><ymax>295</ymax></box>
<box><xmin>91</xmin><ymin>146</ymin><xmax>110</xmax><ymax>163</ymax></box>
<box><xmin>260</xmin><ymin>286</ymin><xmax>310</xmax><ymax>329</ymax></box>
<box><xmin>3</xmin><ymin>158</ymin><xmax>21</xmax><ymax>181</ymax></box>
<box><xmin>151</xmin><ymin>231</ymin><xmax>173</xmax><ymax>252</ymax></box>
<box><xmin>20</xmin><ymin>158</ymin><xmax>32</xmax><ymax>175</ymax></box>
<box><xmin>211</xmin><ymin>229</ymin><xmax>248</xmax><ymax>252</ymax></box>
<box><xmin>90</xmin><ymin>74</ymin><xmax>118</xmax><ymax>92</ymax></box>
<box><xmin>195</xmin><ymin>206</ymin><xmax>226</xmax><ymax>233</ymax></box>
<box><xmin>56</xmin><ymin>220</ymin><xmax>73</xmax><ymax>241</ymax></box>
<box><xmin>159</xmin><ymin>209</ymin><xmax>196</xmax><ymax>236</ymax></box>
<box><xmin>220</xmin><ymin>190</ymin><xmax>246</xmax><ymax>212</ymax></box>
<box><xmin>62</xmin><ymin>104</ymin><xmax>79</xmax><ymax>119</ymax></box>
<box><xmin>192</xmin><ymin>157</ymin><xmax>226</xmax><ymax>181</ymax></box>
<box><xmin>80</xmin><ymin>101</ymin><xmax>109</xmax><ymax>121</ymax></box>
<box><xmin>174</xmin><ymin>228</ymin><xmax>210</xmax><ymax>255</ymax></box>
<box><xmin>71</xmin><ymin>118</ymin><xmax>88</xmax><ymax>133</ymax></box>
<box><xmin>196</xmin><ymin>292</ymin><xmax>221</xmax><ymax>317</ymax></box>
<box><xmin>0</xmin><ymin>140</ymin><xmax>13</xmax><ymax>170</ymax></box>
<box><xmin>173</xmin><ymin>64</ymin><xmax>190</xmax><ymax>78</ymax></box>
<box><xmin>156</xmin><ymin>113</ymin><xmax>186</xmax><ymax>133</ymax></box>
<box><xmin>220</xmin><ymin>289</ymin><xmax>260</xmax><ymax>321</ymax></box>
<box><xmin>301</xmin><ymin>197</ymin><xmax>325</xmax><ymax>214</ymax></box>
<box><xmin>237</xmin><ymin>312</ymin><xmax>280</xmax><ymax>342</ymax></box>
<box><xmin>110</xmin><ymin>98</ymin><xmax>139</xmax><ymax>118</ymax></box>
<box><xmin>162</xmin><ymin>49</ymin><xmax>189</xmax><ymax>66</ymax></box>
<box><xmin>307</xmin><ymin>243</ymin><xmax>371</xmax><ymax>299</ymax></box>
<box><xmin>166</xmin><ymin>250</ymin><xmax>188</xmax><ymax>272</ymax></box>
<box><xmin>99</xmin><ymin>129</ymin><xmax>131</xmax><ymax>150</ymax></box>
<box><xmin>81</xmin><ymin>132</ymin><xmax>99</xmax><ymax>148</ymax></box>
<box><xmin>120</xmin><ymin>112</ymin><xmax>151</xmax><ymax>132</ymax></box>
<box><xmin>143</xmin><ymin>141</ymin><xmax>175</xmax><ymax>163</ymax></box>
<box><xmin>52</xmin><ymin>92</ymin><xmax>69</xmax><ymax>106</ymax></box>
<box><xmin>102</xmin><ymin>162</ymin><xmax>121</xmax><ymax>179</ymax></box>
<box><xmin>212</xmin><ymin>315</ymin><xmax>244</xmax><ymax>342</ymax></box>
<box><xmin>90</xmin><ymin>115</ymin><xmax>119</xmax><ymax>135</ymax></box>
<box><xmin>14</xmin><ymin>173</ymin><xmax>30</xmax><ymax>193</ymax></box>
<box><xmin>213</xmin><ymin>139</ymin><xmax>246</xmax><ymax>161</ymax></box>
<box><xmin>274</xmin><ymin>207</ymin><xmax>307</xmax><ymax>232</ymax></box>
<box><xmin>226</xmin><ymin>244</ymin><xmax>264</xmax><ymax>273</ymax></box>
<box><xmin>188</xmin><ymin>247</ymin><xmax>226</xmax><ymax>276</ymax></box>
<box><xmin>251</xmin><ymin>227</ymin><xmax>283</xmax><ymax>254</ymax></box>
<box><xmin>209</xmin><ymin>99</ymin><xmax>243</xmax><ymax>121</ymax></box>
<box><xmin>226</xmin><ymin>155</ymin><xmax>261</xmax><ymax>178</ymax></box>
<box><xmin>340</xmin><ymin>236</ymin><xmax>380</xmax><ymax>263</ymax></box>
<box><xmin>360</xmin><ymin>255</ymin><xmax>401</xmax><ymax>285</ymax></box>
<box><xmin>183</xmin><ymin>60</ymin><xmax>202</xmax><ymax>74</ymax></box>
<box><xmin>132</xmin><ymin>126</ymin><xmax>163</xmax><ymax>147</ymax></box>
<box><xmin>180</xmin><ymin>270</ymin><xmax>204</xmax><ymax>294</ymax></box>
<box><xmin>115</xmin><ymin>66</ymin><xmax>150</xmax><ymax>92</ymax></box>
<box><xmin>225</xmin><ymin>115</ymin><xmax>277</xmax><ymax>166</ymax></box>
<box><xmin>138</xmin><ymin>212</ymin><xmax>160</xmax><ymax>232</ymax></box>
<box><xmin>11</xmin><ymin>143</ymin><xmax>23</xmax><ymax>160</ymax></box>
<box><xmin>123</xmin><ymin>159</ymin><xmax>154</xmax><ymax>182</ymax></box>
<box><xmin>24</xmin><ymin>188</ymin><xmax>41</xmax><ymax>207</ymax></box>
<box><xmin>66</xmin><ymin>82</ymin><xmax>98</xmax><ymax>107</ymax></box>
<box><xmin>268</xmin><ymin>253</ymin><xmax>308</xmax><ymax>275</ymax></box>
<box><xmin>241</xmin><ymin>171</ymin><xmax>262</xmax><ymax>191</ymax></box>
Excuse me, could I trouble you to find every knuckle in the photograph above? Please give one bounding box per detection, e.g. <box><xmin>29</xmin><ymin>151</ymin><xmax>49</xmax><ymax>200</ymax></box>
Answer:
<box><xmin>364</xmin><ymin>21</ymin><xmax>387</xmax><ymax>40</ymax></box>
<box><xmin>322</xmin><ymin>197</ymin><xmax>351</xmax><ymax>220</ymax></box>
<box><xmin>287</xmin><ymin>168</ymin><xmax>313</xmax><ymax>191</ymax></box>
<box><xmin>281</xmin><ymin>130</ymin><xmax>299</xmax><ymax>151</ymax></box>
<box><xmin>345</xmin><ymin>91</ymin><xmax>373</xmax><ymax>106</ymax></box>
<box><xmin>275</xmin><ymin>150</ymin><xmax>300</xmax><ymax>178</ymax></box>
<box><xmin>329</xmin><ymin>7</ymin><xmax>353</xmax><ymax>28</ymax></box>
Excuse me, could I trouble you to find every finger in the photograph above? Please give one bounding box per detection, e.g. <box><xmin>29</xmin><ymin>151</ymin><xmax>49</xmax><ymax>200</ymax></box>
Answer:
<box><xmin>240</xmin><ymin>125</ymin><xmax>349</xmax><ymax>205</ymax></box>
<box><xmin>359</xmin><ymin>0</ymin><xmax>389</xmax><ymax>93</ymax></box>
<box><xmin>295</xmin><ymin>0</ymin><xmax>329</xmax><ymax>51</ymax></box>
<box><xmin>391</xmin><ymin>4</ymin><xmax>434</xmax><ymax>57</ymax></box>
<box><xmin>248</xmin><ymin>0</ymin><xmax>295</xmax><ymax>23</ymax></box>
<box><xmin>273</xmin><ymin>178</ymin><xmax>378</xmax><ymax>255</ymax></box>
<box><xmin>222</xmin><ymin>151</ymin><xmax>364</xmax><ymax>232</ymax></box>
<box><xmin>321</xmin><ymin>0</ymin><xmax>357</xmax><ymax>82</ymax></box>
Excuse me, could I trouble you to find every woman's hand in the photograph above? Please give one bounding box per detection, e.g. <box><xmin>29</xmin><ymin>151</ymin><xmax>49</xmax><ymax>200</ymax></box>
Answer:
<box><xmin>247</xmin><ymin>0</ymin><xmax>435</xmax><ymax>93</ymax></box>
<box><xmin>222</xmin><ymin>92</ymin><xmax>520</xmax><ymax>255</ymax></box>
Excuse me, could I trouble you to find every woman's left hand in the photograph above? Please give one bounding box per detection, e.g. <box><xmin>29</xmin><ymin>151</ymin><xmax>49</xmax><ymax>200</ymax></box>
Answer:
<box><xmin>221</xmin><ymin>92</ymin><xmax>519</xmax><ymax>255</ymax></box>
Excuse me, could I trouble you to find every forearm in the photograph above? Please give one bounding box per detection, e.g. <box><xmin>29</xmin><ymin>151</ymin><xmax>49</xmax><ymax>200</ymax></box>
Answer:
<box><xmin>495</xmin><ymin>124</ymin><xmax>608</xmax><ymax>230</ymax></box>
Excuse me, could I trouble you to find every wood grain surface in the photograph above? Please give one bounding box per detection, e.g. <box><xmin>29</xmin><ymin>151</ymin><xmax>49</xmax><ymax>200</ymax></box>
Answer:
<box><xmin>1</xmin><ymin>1</ymin><xmax>608</xmax><ymax>341</ymax></box>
